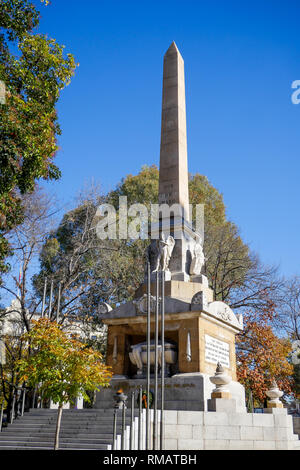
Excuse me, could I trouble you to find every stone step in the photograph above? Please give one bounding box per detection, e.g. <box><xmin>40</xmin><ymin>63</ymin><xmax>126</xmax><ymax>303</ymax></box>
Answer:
<box><xmin>7</xmin><ymin>415</ymin><xmax>131</xmax><ymax>423</ymax></box>
<box><xmin>22</xmin><ymin>412</ymin><xmax>117</xmax><ymax>416</ymax></box>
<box><xmin>0</xmin><ymin>408</ymin><xmax>136</xmax><ymax>450</ymax></box>
<box><xmin>14</xmin><ymin>417</ymin><xmax>125</xmax><ymax>424</ymax></box>
<box><xmin>10</xmin><ymin>418</ymin><xmax>131</xmax><ymax>425</ymax></box>
<box><xmin>0</xmin><ymin>445</ymin><xmax>55</xmax><ymax>450</ymax></box>
<box><xmin>0</xmin><ymin>435</ymin><xmax>114</xmax><ymax>445</ymax></box>
<box><xmin>27</xmin><ymin>409</ymin><xmax>118</xmax><ymax>415</ymax></box>
<box><xmin>2</xmin><ymin>424</ymin><xmax>124</xmax><ymax>433</ymax></box>
<box><xmin>0</xmin><ymin>441</ymin><xmax>109</xmax><ymax>450</ymax></box>
<box><xmin>0</xmin><ymin>432</ymin><xmax>113</xmax><ymax>440</ymax></box>
<box><xmin>24</xmin><ymin>412</ymin><xmax>118</xmax><ymax>418</ymax></box>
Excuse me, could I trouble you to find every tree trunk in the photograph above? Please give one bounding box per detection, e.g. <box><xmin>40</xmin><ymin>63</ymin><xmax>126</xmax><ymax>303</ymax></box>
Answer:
<box><xmin>54</xmin><ymin>405</ymin><xmax>63</xmax><ymax>450</ymax></box>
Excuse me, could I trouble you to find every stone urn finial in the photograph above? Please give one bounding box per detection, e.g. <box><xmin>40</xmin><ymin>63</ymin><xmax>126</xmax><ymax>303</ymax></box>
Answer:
<box><xmin>266</xmin><ymin>379</ymin><xmax>283</xmax><ymax>409</ymax></box>
<box><xmin>209</xmin><ymin>362</ymin><xmax>232</xmax><ymax>399</ymax></box>
<box><xmin>216</xmin><ymin>362</ymin><xmax>224</xmax><ymax>374</ymax></box>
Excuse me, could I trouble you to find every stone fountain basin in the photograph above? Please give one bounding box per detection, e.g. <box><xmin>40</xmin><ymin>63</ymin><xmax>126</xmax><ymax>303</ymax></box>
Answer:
<box><xmin>129</xmin><ymin>341</ymin><xmax>177</xmax><ymax>369</ymax></box>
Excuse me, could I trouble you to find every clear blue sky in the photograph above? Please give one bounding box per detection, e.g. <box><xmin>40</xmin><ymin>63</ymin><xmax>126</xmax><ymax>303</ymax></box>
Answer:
<box><xmin>37</xmin><ymin>0</ymin><xmax>300</xmax><ymax>278</ymax></box>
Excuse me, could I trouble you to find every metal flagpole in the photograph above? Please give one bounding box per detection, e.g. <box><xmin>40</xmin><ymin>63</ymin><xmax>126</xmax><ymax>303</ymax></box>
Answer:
<box><xmin>138</xmin><ymin>385</ymin><xmax>142</xmax><ymax>450</ymax></box>
<box><xmin>41</xmin><ymin>278</ymin><xmax>47</xmax><ymax>317</ymax></box>
<box><xmin>146</xmin><ymin>261</ymin><xmax>151</xmax><ymax>450</ymax></box>
<box><xmin>130</xmin><ymin>390</ymin><xmax>135</xmax><ymax>450</ymax></box>
<box><xmin>0</xmin><ymin>401</ymin><xmax>4</xmax><ymax>432</ymax></box>
<box><xmin>121</xmin><ymin>400</ymin><xmax>126</xmax><ymax>450</ymax></box>
<box><xmin>153</xmin><ymin>270</ymin><xmax>159</xmax><ymax>450</ymax></box>
<box><xmin>32</xmin><ymin>387</ymin><xmax>36</xmax><ymax>409</ymax></box>
<box><xmin>48</xmin><ymin>279</ymin><xmax>53</xmax><ymax>319</ymax></box>
<box><xmin>56</xmin><ymin>282</ymin><xmax>61</xmax><ymax>323</ymax></box>
<box><xmin>112</xmin><ymin>409</ymin><xmax>117</xmax><ymax>450</ymax></box>
<box><xmin>10</xmin><ymin>392</ymin><xmax>15</xmax><ymax>424</ymax></box>
<box><xmin>21</xmin><ymin>387</ymin><xmax>26</xmax><ymax>416</ymax></box>
<box><xmin>160</xmin><ymin>270</ymin><xmax>165</xmax><ymax>450</ymax></box>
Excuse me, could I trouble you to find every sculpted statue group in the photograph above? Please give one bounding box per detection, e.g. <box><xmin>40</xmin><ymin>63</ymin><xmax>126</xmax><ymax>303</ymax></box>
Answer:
<box><xmin>146</xmin><ymin>232</ymin><xmax>175</xmax><ymax>273</ymax></box>
<box><xmin>146</xmin><ymin>232</ymin><xmax>205</xmax><ymax>276</ymax></box>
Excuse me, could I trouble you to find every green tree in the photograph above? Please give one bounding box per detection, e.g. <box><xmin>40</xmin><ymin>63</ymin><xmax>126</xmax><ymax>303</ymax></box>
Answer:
<box><xmin>17</xmin><ymin>318</ymin><xmax>112</xmax><ymax>450</ymax></box>
<box><xmin>0</xmin><ymin>0</ymin><xmax>77</xmax><ymax>273</ymax></box>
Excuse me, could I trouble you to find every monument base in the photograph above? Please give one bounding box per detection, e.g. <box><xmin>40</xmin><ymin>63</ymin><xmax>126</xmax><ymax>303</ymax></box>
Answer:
<box><xmin>95</xmin><ymin>372</ymin><xmax>246</xmax><ymax>413</ymax></box>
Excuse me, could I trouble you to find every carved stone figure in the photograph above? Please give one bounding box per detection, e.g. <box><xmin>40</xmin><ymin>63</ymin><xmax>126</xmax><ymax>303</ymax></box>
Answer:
<box><xmin>189</xmin><ymin>240</ymin><xmax>205</xmax><ymax>276</ymax></box>
<box><xmin>152</xmin><ymin>233</ymin><xmax>175</xmax><ymax>272</ymax></box>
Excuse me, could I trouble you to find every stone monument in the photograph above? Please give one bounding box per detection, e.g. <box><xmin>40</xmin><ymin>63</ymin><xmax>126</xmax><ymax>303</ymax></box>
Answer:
<box><xmin>93</xmin><ymin>43</ymin><xmax>300</xmax><ymax>451</ymax></box>
<box><xmin>96</xmin><ymin>42</ymin><xmax>245</xmax><ymax>412</ymax></box>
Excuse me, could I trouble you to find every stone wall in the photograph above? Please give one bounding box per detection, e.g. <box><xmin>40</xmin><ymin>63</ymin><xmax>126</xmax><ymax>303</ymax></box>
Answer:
<box><xmin>294</xmin><ymin>417</ymin><xmax>300</xmax><ymax>437</ymax></box>
<box><xmin>109</xmin><ymin>409</ymin><xmax>300</xmax><ymax>450</ymax></box>
<box><xmin>162</xmin><ymin>410</ymin><xmax>300</xmax><ymax>450</ymax></box>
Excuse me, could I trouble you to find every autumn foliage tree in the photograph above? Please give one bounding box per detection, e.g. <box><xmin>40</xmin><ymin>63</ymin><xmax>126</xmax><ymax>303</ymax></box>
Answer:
<box><xmin>236</xmin><ymin>302</ymin><xmax>294</xmax><ymax>405</ymax></box>
<box><xmin>17</xmin><ymin>318</ymin><xmax>112</xmax><ymax>450</ymax></box>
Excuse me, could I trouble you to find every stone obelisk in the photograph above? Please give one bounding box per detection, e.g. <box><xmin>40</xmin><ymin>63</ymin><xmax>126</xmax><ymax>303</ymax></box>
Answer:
<box><xmin>158</xmin><ymin>42</ymin><xmax>190</xmax><ymax>221</ymax></box>
<box><xmin>152</xmin><ymin>42</ymin><xmax>201</xmax><ymax>281</ymax></box>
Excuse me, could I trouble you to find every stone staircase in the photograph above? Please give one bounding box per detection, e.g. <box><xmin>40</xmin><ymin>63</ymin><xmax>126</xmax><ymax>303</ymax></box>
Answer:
<box><xmin>0</xmin><ymin>408</ymin><xmax>132</xmax><ymax>450</ymax></box>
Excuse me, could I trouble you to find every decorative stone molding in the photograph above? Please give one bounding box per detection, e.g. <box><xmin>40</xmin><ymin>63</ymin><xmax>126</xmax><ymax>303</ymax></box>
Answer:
<box><xmin>209</xmin><ymin>362</ymin><xmax>232</xmax><ymax>399</ymax></box>
<box><xmin>266</xmin><ymin>380</ymin><xmax>284</xmax><ymax>408</ymax></box>
<box><xmin>186</xmin><ymin>331</ymin><xmax>192</xmax><ymax>362</ymax></box>
<box><xmin>133</xmin><ymin>294</ymin><xmax>156</xmax><ymax>315</ymax></box>
<box><xmin>112</xmin><ymin>336</ymin><xmax>118</xmax><ymax>364</ymax></box>
<box><xmin>191</xmin><ymin>291</ymin><xmax>208</xmax><ymax>311</ymax></box>
<box><xmin>190</xmin><ymin>273</ymin><xmax>209</xmax><ymax>286</ymax></box>
<box><xmin>98</xmin><ymin>302</ymin><xmax>112</xmax><ymax>316</ymax></box>
<box><xmin>207</xmin><ymin>301</ymin><xmax>243</xmax><ymax>331</ymax></box>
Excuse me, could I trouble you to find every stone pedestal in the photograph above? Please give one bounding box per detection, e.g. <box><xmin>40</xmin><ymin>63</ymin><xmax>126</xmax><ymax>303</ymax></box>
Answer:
<box><xmin>100</xmin><ymin>269</ymin><xmax>245</xmax><ymax>413</ymax></box>
<box><xmin>207</xmin><ymin>398</ymin><xmax>238</xmax><ymax>413</ymax></box>
<box><xmin>104</xmin><ymin>308</ymin><xmax>240</xmax><ymax>380</ymax></box>
<box><xmin>95</xmin><ymin>372</ymin><xmax>246</xmax><ymax>413</ymax></box>
<box><xmin>135</xmin><ymin>279</ymin><xmax>213</xmax><ymax>303</ymax></box>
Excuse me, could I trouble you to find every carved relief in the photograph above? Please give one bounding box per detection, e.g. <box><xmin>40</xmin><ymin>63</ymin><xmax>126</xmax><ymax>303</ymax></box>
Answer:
<box><xmin>191</xmin><ymin>291</ymin><xmax>209</xmax><ymax>311</ymax></box>
<box><xmin>206</xmin><ymin>301</ymin><xmax>243</xmax><ymax>331</ymax></box>
<box><xmin>133</xmin><ymin>294</ymin><xmax>156</xmax><ymax>315</ymax></box>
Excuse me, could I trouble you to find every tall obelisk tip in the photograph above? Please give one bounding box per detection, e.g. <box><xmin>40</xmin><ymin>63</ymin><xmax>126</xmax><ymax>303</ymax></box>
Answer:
<box><xmin>165</xmin><ymin>41</ymin><xmax>181</xmax><ymax>57</ymax></box>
